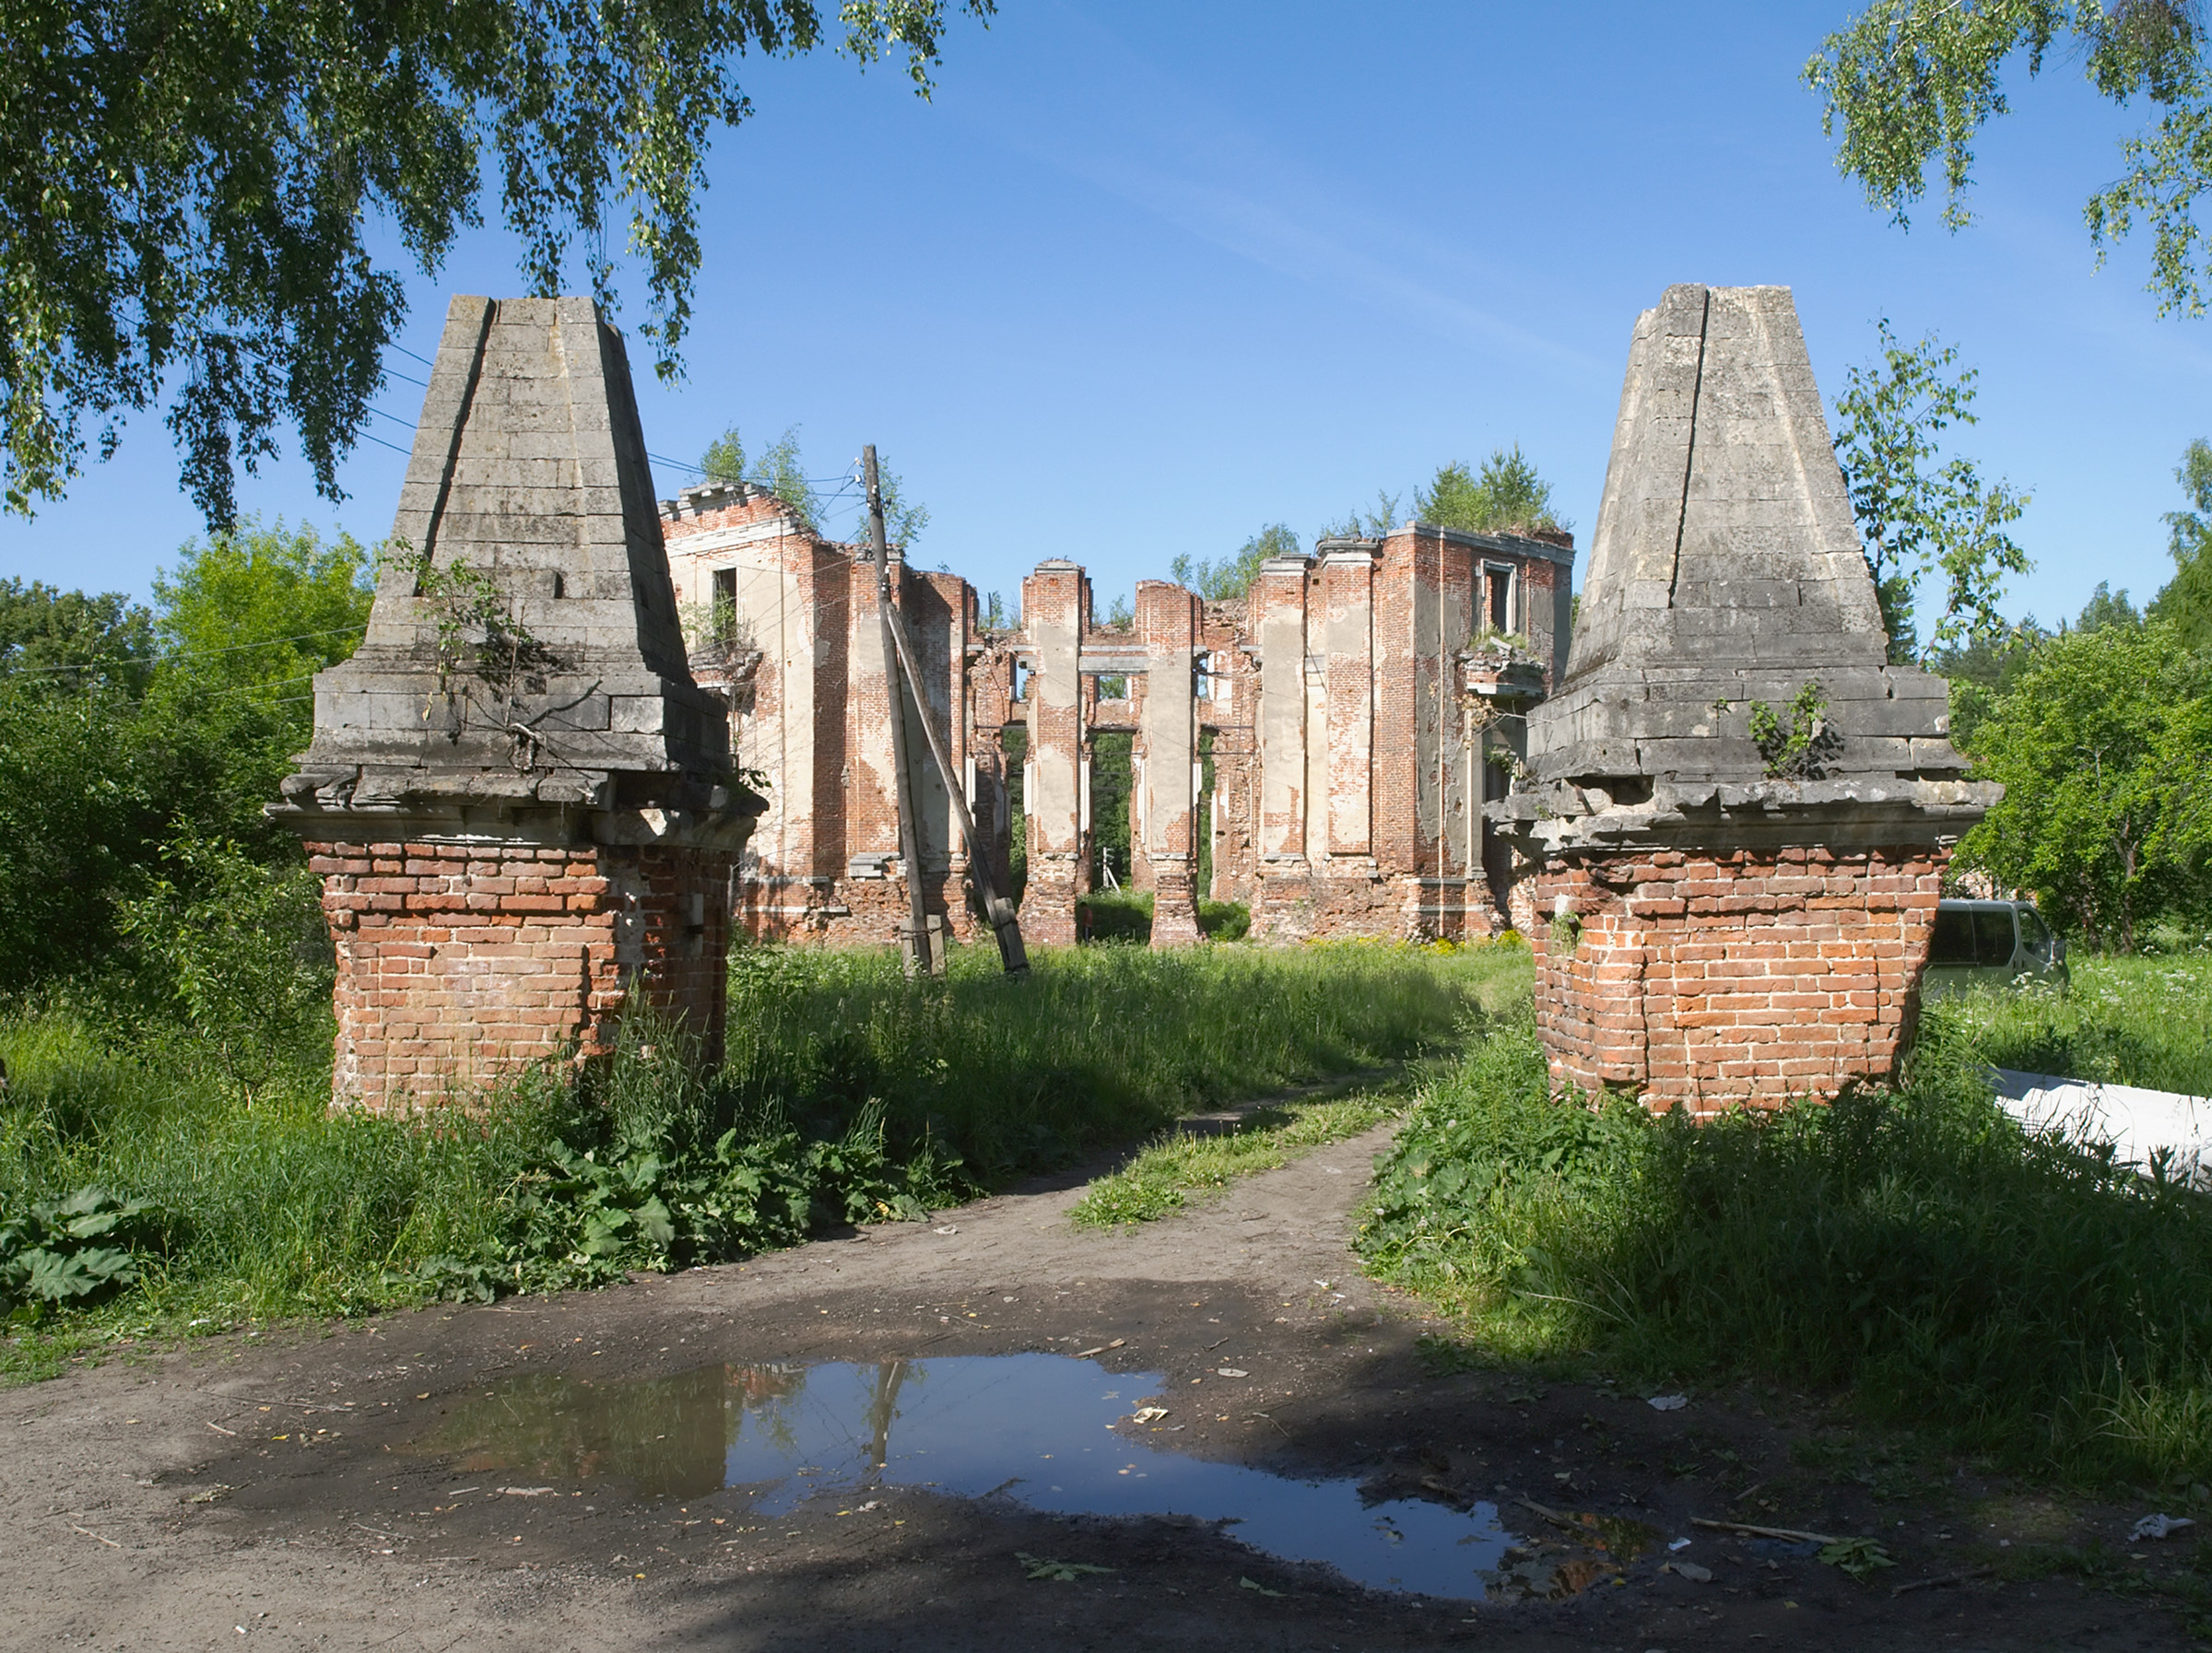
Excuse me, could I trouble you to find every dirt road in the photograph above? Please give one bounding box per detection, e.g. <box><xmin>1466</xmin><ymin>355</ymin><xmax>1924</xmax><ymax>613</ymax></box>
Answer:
<box><xmin>2</xmin><ymin>1125</ymin><xmax>2189</xmax><ymax>1651</ymax></box>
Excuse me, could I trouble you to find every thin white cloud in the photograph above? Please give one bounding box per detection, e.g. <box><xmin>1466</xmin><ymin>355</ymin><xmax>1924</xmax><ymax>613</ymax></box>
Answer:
<box><xmin>955</xmin><ymin>2</ymin><xmax>1604</xmax><ymax>376</ymax></box>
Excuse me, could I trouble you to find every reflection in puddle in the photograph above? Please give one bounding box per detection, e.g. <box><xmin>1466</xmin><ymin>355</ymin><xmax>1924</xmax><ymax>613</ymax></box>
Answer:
<box><xmin>417</xmin><ymin>1354</ymin><xmax>1514</xmax><ymax>1597</ymax></box>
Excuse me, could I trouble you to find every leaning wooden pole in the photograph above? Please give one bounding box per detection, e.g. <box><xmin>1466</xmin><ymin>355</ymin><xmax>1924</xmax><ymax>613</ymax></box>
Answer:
<box><xmin>865</xmin><ymin>445</ymin><xmax>935</xmax><ymax>978</ymax></box>
<box><xmin>880</xmin><ymin>595</ymin><xmax>1031</xmax><ymax>976</ymax></box>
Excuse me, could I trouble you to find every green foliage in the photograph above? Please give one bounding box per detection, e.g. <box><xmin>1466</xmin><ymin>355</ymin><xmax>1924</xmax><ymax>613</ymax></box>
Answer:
<box><xmin>1957</xmin><ymin>616</ymin><xmax>2212</xmax><ymax>951</ymax></box>
<box><xmin>0</xmin><ymin>520</ymin><xmax>371</xmax><ymax>991</ymax></box>
<box><xmin>1170</xmin><ymin>524</ymin><xmax>1301</xmax><ymax>601</ymax></box>
<box><xmin>1745</xmin><ymin>681</ymin><xmax>1839</xmax><ymax>780</ymax></box>
<box><xmin>1832</xmin><ymin>321</ymin><xmax>2030</xmax><ymax>661</ymax></box>
<box><xmin>1071</xmin><ymin>1088</ymin><xmax>1403</xmax><ymax>1227</ymax></box>
<box><xmin>0</xmin><ymin>683</ymin><xmax>162</xmax><ymax>989</ymax></box>
<box><xmin>2152</xmin><ymin>437</ymin><xmax>2212</xmax><ymax>651</ymax></box>
<box><xmin>117</xmin><ymin>839</ymin><xmax>332</xmax><ymax>1100</ymax></box>
<box><xmin>747</xmin><ymin>427</ymin><xmax>825</xmax><ymax>528</ymax></box>
<box><xmin>1088</xmin><ymin>730</ymin><xmax>1134</xmax><ymax>888</ymax></box>
<box><xmin>1318</xmin><ymin>489</ymin><xmax>1404</xmax><ymax>542</ymax></box>
<box><xmin>1078</xmin><ymin>888</ymin><xmax>1152</xmax><ymax>944</ymax></box>
<box><xmin>2076</xmin><ymin>580</ymin><xmax>2143</xmax><ymax>633</ymax></box>
<box><xmin>146</xmin><ymin>522</ymin><xmax>376</xmax><ymax>853</ymax></box>
<box><xmin>700</xmin><ymin>425</ymin><xmax>928</xmax><ymax>546</ymax></box>
<box><xmin>2</xmin><ymin>1</ymin><xmax>992</xmax><ymax>525</ymax></box>
<box><xmin>1819</xmin><ymin>1536</ymin><xmax>1899</xmax><ymax>1581</ymax></box>
<box><xmin>1198</xmin><ymin>899</ymin><xmax>1251</xmax><ymax>942</ymax></box>
<box><xmin>1941</xmin><ymin>949</ymin><xmax>2212</xmax><ymax>1096</ymax></box>
<box><xmin>700</xmin><ymin>425</ymin><xmax>747</xmax><ymax>485</ymax></box>
<box><xmin>0</xmin><ymin>944</ymin><xmax>1489</xmax><ymax>1346</ymax></box>
<box><xmin>1416</xmin><ymin>447</ymin><xmax>1567</xmax><ymax>536</ymax></box>
<box><xmin>0</xmin><ymin>581</ymin><xmax>154</xmax><ymax>696</ymax></box>
<box><xmin>1359</xmin><ymin>1004</ymin><xmax>2212</xmax><ymax>1486</ymax></box>
<box><xmin>1806</xmin><ymin>2</ymin><xmax>2212</xmax><ymax>315</ymax></box>
<box><xmin>1</xmin><ymin>1188</ymin><xmax>157</xmax><ymax>1314</ymax></box>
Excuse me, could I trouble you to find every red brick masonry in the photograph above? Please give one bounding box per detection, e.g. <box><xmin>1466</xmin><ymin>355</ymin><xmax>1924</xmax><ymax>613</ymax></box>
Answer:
<box><xmin>307</xmin><ymin>838</ymin><xmax>737</xmax><ymax>1111</ymax></box>
<box><xmin>1525</xmin><ymin>844</ymin><xmax>1945</xmax><ymax>1113</ymax></box>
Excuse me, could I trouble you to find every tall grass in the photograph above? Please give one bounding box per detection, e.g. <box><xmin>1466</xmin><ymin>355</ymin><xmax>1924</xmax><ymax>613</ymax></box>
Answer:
<box><xmin>1946</xmin><ymin>950</ymin><xmax>2212</xmax><ymax>1095</ymax></box>
<box><xmin>0</xmin><ymin>1010</ymin><xmax>552</xmax><ymax>1325</ymax></box>
<box><xmin>1358</xmin><ymin>999</ymin><xmax>2212</xmax><ymax>1487</ymax></box>
<box><xmin>716</xmin><ymin>938</ymin><xmax>1515</xmax><ymax>1178</ymax></box>
<box><xmin>0</xmin><ymin>939</ymin><xmax>1511</xmax><ymax>1352</ymax></box>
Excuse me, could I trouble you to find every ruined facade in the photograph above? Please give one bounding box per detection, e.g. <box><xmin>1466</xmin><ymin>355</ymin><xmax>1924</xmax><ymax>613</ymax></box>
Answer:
<box><xmin>660</xmin><ymin>492</ymin><xmax>1575</xmax><ymax>947</ymax></box>
<box><xmin>272</xmin><ymin>296</ymin><xmax>763</xmax><ymax>1110</ymax></box>
<box><xmin>1489</xmin><ymin>285</ymin><xmax>2000</xmax><ymax>1112</ymax></box>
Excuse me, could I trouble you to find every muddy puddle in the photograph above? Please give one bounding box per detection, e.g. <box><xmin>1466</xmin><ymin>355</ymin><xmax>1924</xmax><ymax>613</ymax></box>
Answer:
<box><xmin>417</xmin><ymin>1353</ymin><xmax>1526</xmax><ymax>1596</ymax></box>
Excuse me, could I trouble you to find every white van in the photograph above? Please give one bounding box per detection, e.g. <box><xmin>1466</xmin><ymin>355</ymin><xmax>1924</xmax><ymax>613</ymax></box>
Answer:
<box><xmin>1921</xmin><ymin>899</ymin><xmax>2068</xmax><ymax>1000</ymax></box>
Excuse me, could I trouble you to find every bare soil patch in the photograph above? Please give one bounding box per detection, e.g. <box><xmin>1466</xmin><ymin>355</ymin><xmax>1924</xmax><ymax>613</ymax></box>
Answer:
<box><xmin>1</xmin><ymin>1124</ymin><xmax>2192</xmax><ymax>1651</ymax></box>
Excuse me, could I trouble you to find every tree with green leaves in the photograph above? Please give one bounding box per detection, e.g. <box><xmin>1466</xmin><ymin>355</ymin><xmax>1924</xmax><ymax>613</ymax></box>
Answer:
<box><xmin>0</xmin><ymin>580</ymin><xmax>154</xmax><ymax>696</ymax></box>
<box><xmin>1830</xmin><ymin>320</ymin><xmax>2030</xmax><ymax>662</ymax></box>
<box><xmin>2076</xmin><ymin>580</ymin><xmax>2144</xmax><ymax>632</ymax></box>
<box><xmin>144</xmin><ymin>522</ymin><xmax>377</xmax><ymax>854</ymax></box>
<box><xmin>0</xmin><ymin>520</ymin><xmax>373</xmax><ymax>990</ymax></box>
<box><xmin>1416</xmin><ymin>447</ymin><xmax>1566</xmax><ymax>536</ymax></box>
<box><xmin>1959</xmin><ymin>614</ymin><xmax>2212</xmax><ymax>951</ymax></box>
<box><xmin>1319</xmin><ymin>490</ymin><xmax>1404</xmax><ymax>542</ymax></box>
<box><xmin>1807</xmin><ymin>2</ymin><xmax>2212</xmax><ymax>313</ymax></box>
<box><xmin>3</xmin><ymin>1</ymin><xmax>992</xmax><ymax>528</ymax></box>
<box><xmin>2152</xmin><ymin>436</ymin><xmax>2212</xmax><ymax>650</ymax></box>
<box><xmin>1170</xmin><ymin>523</ymin><xmax>1300</xmax><ymax>602</ymax></box>
<box><xmin>695</xmin><ymin>424</ymin><xmax>926</xmax><ymax>545</ymax></box>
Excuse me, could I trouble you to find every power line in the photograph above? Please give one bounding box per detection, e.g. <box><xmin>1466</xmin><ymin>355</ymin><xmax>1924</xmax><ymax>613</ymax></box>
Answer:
<box><xmin>2</xmin><ymin>625</ymin><xmax>371</xmax><ymax>677</ymax></box>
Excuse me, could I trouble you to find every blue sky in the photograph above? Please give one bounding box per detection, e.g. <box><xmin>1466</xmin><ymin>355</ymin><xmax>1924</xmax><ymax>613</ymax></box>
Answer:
<box><xmin>6</xmin><ymin>1</ymin><xmax>2207</xmax><ymax>632</ymax></box>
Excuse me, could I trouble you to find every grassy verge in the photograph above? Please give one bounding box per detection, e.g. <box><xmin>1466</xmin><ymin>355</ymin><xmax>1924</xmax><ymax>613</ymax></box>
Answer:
<box><xmin>1944</xmin><ymin>949</ymin><xmax>2212</xmax><ymax>1094</ymax></box>
<box><xmin>1069</xmin><ymin>1087</ymin><xmax>1403</xmax><ymax>1227</ymax></box>
<box><xmin>0</xmin><ymin>939</ymin><xmax>1513</xmax><ymax>1374</ymax></box>
<box><xmin>1357</xmin><ymin>996</ymin><xmax>2212</xmax><ymax>1488</ymax></box>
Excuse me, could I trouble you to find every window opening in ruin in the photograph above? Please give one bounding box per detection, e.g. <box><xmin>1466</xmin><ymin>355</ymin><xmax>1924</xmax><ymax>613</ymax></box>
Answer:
<box><xmin>1485</xmin><ymin>565</ymin><xmax>1512</xmax><ymax>633</ymax></box>
<box><xmin>1194</xmin><ymin>651</ymin><xmax>1214</xmax><ymax>701</ymax></box>
<box><xmin>1093</xmin><ymin>673</ymin><xmax>1128</xmax><ymax>700</ymax></box>
<box><xmin>1483</xmin><ymin>753</ymin><xmax>1512</xmax><ymax>803</ymax></box>
<box><xmin>1088</xmin><ymin>731</ymin><xmax>1134</xmax><ymax>890</ymax></box>
<box><xmin>1012</xmin><ymin>659</ymin><xmax>1030</xmax><ymax>702</ymax></box>
<box><xmin>1000</xmin><ymin>724</ymin><xmax>1028</xmax><ymax>904</ymax></box>
<box><xmin>1195</xmin><ymin>728</ymin><xmax>1218</xmax><ymax>897</ymax></box>
<box><xmin>712</xmin><ymin>567</ymin><xmax>737</xmax><ymax>644</ymax></box>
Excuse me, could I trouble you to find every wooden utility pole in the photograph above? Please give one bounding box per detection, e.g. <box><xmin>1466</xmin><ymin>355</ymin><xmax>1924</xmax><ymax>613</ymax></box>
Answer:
<box><xmin>878</xmin><ymin>592</ymin><xmax>1030</xmax><ymax>975</ymax></box>
<box><xmin>866</xmin><ymin>445</ymin><xmax>935</xmax><ymax>977</ymax></box>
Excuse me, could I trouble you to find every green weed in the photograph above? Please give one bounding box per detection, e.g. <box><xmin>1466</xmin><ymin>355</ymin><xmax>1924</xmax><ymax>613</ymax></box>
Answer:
<box><xmin>1069</xmin><ymin>1088</ymin><xmax>1403</xmax><ymax>1227</ymax></box>
<box><xmin>0</xmin><ymin>940</ymin><xmax>1512</xmax><ymax>1361</ymax></box>
<box><xmin>1358</xmin><ymin>1000</ymin><xmax>2212</xmax><ymax>1488</ymax></box>
<box><xmin>1944</xmin><ymin>950</ymin><xmax>2212</xmax><ymax>1095</ymax></box>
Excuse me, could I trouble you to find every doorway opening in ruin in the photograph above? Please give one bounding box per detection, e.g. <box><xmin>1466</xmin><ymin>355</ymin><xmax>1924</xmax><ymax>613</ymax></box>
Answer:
<box><xmin>1000</xmin><ymin>724</ymin><xmax>1028</xmax><ymax>905</ymax></box>
<box><xmin>1088</xmin><ymin>732</ymin><xmax>1134</xmax><ymax>889</ymax></box>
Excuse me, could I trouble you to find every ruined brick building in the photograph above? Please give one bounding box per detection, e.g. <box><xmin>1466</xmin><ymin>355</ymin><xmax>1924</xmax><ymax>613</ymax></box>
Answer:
<box><xmin>659</xmin><ymin>487</ymin><xmax>1575</xmax><ymax>948</ymax></box>
<box><xmin>275</xmin><ymin>282</ymin><xmax>1982</xmax><ymax>1114</ymax></box>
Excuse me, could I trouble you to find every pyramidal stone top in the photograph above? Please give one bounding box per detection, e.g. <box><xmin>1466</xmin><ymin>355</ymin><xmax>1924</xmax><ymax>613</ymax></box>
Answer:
<box><xmin>275</xmin><ymin>295</ymin><xmax>749</xmax><ymax>834</ymax></box>
<box><xmin>1500</xmin><ymin>284</ymin><xmax>1996</xmax><ymax>846</ymax></box>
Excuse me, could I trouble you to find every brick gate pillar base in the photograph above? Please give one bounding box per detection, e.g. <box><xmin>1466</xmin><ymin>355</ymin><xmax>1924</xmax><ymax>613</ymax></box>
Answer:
<box><xmin>301</xmin><ymin>823</ymin><xmax>750</xmax><ymax>1112</ymax></box>
<box><xmin>1499</xmin><ymin>797</ymin><xmax>1984</xmax><ymax>1115</ymax></box>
